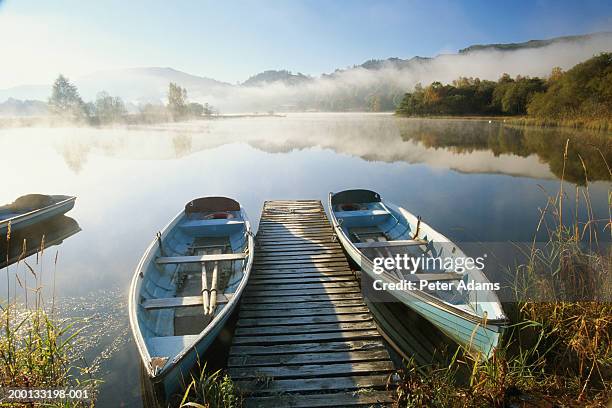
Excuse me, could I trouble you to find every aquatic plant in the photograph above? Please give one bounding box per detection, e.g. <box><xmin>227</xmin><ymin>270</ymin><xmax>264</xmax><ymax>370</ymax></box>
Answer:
<box><xmin>1</xmin><ymin>225</ymin><xmax>98</xmax><ymax>407</ymax></box>
<box><xmin>394</xmin><ymin>138</ymin><xmax>611</xmax><ymax>407</ymax></box>
<box><xmin>179</xmin><ymin>362</ymin><xmax>241</xmax><ymax>408</ymax></box>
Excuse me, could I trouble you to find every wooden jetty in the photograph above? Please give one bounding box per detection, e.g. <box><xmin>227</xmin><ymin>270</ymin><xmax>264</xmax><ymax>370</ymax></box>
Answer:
<box><xmin>227</xmin><ymin>200</ymin><xmax>396</xmax><ymax>407</ymax></box>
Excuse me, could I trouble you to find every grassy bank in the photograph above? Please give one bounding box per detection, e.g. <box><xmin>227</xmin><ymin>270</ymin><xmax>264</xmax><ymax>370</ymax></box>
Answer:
<box><xmin>1</xmin><ymin>226</ymin><xmax>97</xmax><ymax>407</ymax></box>
<box><xmin>395</xmin><ymin>140</ymin><xmax>611</xmax><ymax>407</ymax></box>
<box><xmin>506</xmin><ymin>116</ymin><xmax>612</xmax><ymax>132</ymax></box>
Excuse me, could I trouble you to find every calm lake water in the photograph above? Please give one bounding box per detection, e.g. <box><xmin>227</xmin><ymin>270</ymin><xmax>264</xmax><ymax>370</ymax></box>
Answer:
<box><xmin>0</xmin><ymin>113</ymin><xmax>610</xmax><ymax>406</ymax></box>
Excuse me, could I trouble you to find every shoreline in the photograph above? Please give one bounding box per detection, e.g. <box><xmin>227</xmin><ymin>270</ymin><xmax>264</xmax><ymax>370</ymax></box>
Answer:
<box><xmin>394</xmin><ymin>113</ymin><xmax>612</xmax><ymax>132</ymax></box>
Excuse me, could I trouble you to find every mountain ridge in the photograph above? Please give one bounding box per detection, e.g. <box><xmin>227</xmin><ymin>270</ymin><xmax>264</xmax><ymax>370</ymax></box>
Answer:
<box><xmin>0</xmin><ymin>31</ymin><xmax>610</xmax><ymax>113</ymax></box>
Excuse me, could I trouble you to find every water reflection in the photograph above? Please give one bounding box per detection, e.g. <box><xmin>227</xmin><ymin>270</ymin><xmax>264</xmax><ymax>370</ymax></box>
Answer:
<box><xmin>396</xmin><ymin>119</ymin><xmax>612</xmax><ymax>184</ymax></box>
<box><xmin>0</xmin><ymin>114</ymin><xmax>609</xmax><ymax>407</ymax></box>
<box><xmin>49</xmin><ymin>115</ymin><xmax>611</xmax><ymax>184</ymax></box>
<box><xmin>1</xmin><ymin>215</ymin><xmax>81</xmax><ymax>268</ymax></box>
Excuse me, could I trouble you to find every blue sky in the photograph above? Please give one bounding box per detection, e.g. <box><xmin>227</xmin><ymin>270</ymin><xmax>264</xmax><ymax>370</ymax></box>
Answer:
<box><xmin>0</xmin><ymin>0</ymin><xmax>611</xmax><ymax>87</ymax></box>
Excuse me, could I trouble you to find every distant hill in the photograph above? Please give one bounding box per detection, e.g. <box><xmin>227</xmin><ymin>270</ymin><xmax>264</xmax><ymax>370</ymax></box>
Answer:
<box><xmin>0</xmin><ymin>98</ymin><xmax>47</xmax><ymax>117</ymax></box>
<box><xmin>0</xmin><ymin>67</ymin><xmax>230</xmax><ymax>106</ymax></box>
<box><xmin>0</xmin><ymin>32</ymin><xmax>611</xmax><ymax>114</ymax></box>
<box><xmin>356</xmin><ymin>56</ymin><xmax>432</xmax><ymax>71</ymax></box>
<box><xmin>459</xmin><ymin>32</ymin><xmax>612</xmax><ymax>54</ymax></box>
<box><xmin>242</xmin><ymin>70</ymin><xmax>312</xmax><ymax>86</ymax></box>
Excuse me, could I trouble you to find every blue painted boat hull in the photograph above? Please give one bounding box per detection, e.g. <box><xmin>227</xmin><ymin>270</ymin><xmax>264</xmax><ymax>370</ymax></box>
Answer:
<box><xmin>0</xmin><ymin>195</ymin><xmax>76</xmax><ymax>235</ymax></box>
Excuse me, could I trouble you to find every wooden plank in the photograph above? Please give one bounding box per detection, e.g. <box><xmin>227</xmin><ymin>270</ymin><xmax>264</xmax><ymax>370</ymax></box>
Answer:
<box><xmin>252</xmin><ymin>271</ymin><xmax>354</xmax><ymax>280</ymax></box>
<box><xmin>235</xmin><ymin>374</ymin><xmax>391</xmax><ymax>394</ymax></box>
<box><xmin>235</xmin><ymin>321</ymin><xmax>376</xmax><ymax>336</ymax></box>
<box><xmin>258</xmin><ymin>230</ymin><xmax>333</xmax><ymax>236</ymax></box>
<box><xmin>231</xmin><ymin>330</ymin><xmax>382</xmax><ymax>345</ymax></box>
<box><xmin>253</xmin><ymin>259</ymin><xmax>348</xmax><ymax>267</ymax></box>
<box><xmin>261</xmin><ymin>215</ymin><xmax>325</xmax><ymax>219</ymax></box>
<box><xmin>256</xmin><ymin>241</ymin><xmax>341</xmax><ymax>248</ymax></box>
<box><xmin>247</xmin><ymin>281</ymin><xmax>359</xmax><ymax>290</ymax></box>
<box><xmin>252</xmin><ymin>262</ymin><xmax>350</xmax><ymax>270</ymax></box>
<box><xmin>228</xmin><ymin>360</ymin><xmax>395</xmax><ymax>379</ymax></box>
<box><xmin>257</xmin><ymin>231</ymin><xmax>333</xmax><ymax>237</ymax></box>
<box><xmin>239</xmin><ymin>299</ymin><xmax>366</xmax><ymax>311</ymax></box>
<box><xmin>228</xmin><ymin>348</ymin><xmax>390</xmax><ymax>367</ymax></box>
<box><xmin>237</xmin><ymin>313</ymin><xmax>373</xmax><ymax>327</ymax></box>
<box><xmin>255</xmin><ymin>253</ymin><xmax>346</xmax><ymax>261</ymax></box>
<box><xmin>255</xmin><ymin>247</ymin><xmax>342</xmax><ymax>255</ymax></box>
<box><xmin>241</xmin><ymin>293</ymin><xmax>363</xmax><ymax>304</ymax></box>
<box><xmin>259</xmin><ymin>226</ymin><xmax>332</xmax><ymax>232</ymax></box>
<box><xmin>259</xmin><ymin>223</ymin><xmax>330</xmax><ymax>229</ymax></box>
<box><xmin>239</xmin><ymin>305</ymin><xmax>370</xmax><ymax>319</ymax></box>
<box><xmin>243</xmin><ymin>390</ymin><xmax>394</xmax><ymax>408</ymax></box>
<box><xmin>230</xmin><ymin>339</ymin><xmax>384</xmax><ymax>356</ymax></box>
<box><xmin>252</xmin><ymin>266</ymin><xmax>352</xmax><ymax>274</ymax></box>
<box><xmin>142</xmin><ymin>294</ymin><xmax>231</xmax><ymax>309</ymax></box>
<box><xmin>156</xmin><ymin>252</ymin><xmax>246</xmax><ymax>264</ymax></box>
<box><xmin>255</xmin><ymin>238</ymin><xmax>336</xmax><ymax>245</ymax></box>
<box><xmin>253</xmin><ymin>265</ymin><xmax>352</xmax><ymax>273</ymax></box>
<box><xmin>258</xmin><ymin>226</ymin><xmax>331</xmax><ymax>232</ymax></box>
<box><xmin>245</xmin><ymin>287</ymin><xmax>361</xmax><ymax>297</ymax></box>
<box><xmin>256</xmin><ymin>235</ymin><xmax>335</xmax><ymax>241</ymax></box>
<box><xmin>250</xmin><ymin>275</ymin><xmax>355</xmax><ymax>285</ymax></box>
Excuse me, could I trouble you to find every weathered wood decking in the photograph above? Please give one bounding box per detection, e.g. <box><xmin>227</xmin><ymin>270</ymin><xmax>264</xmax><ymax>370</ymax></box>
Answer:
<box><xmin>228</xmin><ymin>200</ymin><xmax>396</xmax><ymax>407</ymax></box>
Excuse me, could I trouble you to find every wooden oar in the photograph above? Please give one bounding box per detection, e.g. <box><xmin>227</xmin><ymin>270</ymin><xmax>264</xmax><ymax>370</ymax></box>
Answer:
<box><xmin>201</xmin><ymin>262</ymin><xmax>209</xmax><ymax>315</ymax></box>
<box><xmin>208</xmin><ymin>260</ymin><xmax>219</xmax><ymax>316</ymax></box>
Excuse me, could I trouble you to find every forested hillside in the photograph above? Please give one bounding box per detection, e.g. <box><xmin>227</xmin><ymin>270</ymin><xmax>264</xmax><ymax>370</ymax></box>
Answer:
<box><xmin>396</xmin><ymin>53</ymin><xmax>612</xmax><ymax>130</ymax></box>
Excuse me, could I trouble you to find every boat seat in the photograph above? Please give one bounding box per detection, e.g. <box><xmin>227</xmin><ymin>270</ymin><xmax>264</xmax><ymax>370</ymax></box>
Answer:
<box><xmin>147</xmin><ymin>335</ymin><xmax>199</xmax><ymax>359</ymax></box>
<box><xmin>335</xmin><ymin>209</ymin><xmax>389</xmax><ymax>219</ymax></box>
<box><xmin>405</xmin><ymin>272</ymin><xmax>463</xmax><ymax>281</ymax></box>
<box><xmin>180</xmin><ymin>219</ymin><xmax>244</xmax><ymax>228</ymax></box>
<box><xmin>142</xmin><ymin>294</ymin><xmax>232</xmax><ymax>309</ymax></box>
<box><xmin>354</xmin><ymin>239</ymin><xmax>427</xmax><ymax>249</ymax></box>
<box><xmin>156</xmin><ymin>253</ymin><xmax>247</xmax><ymax>264</ymax></box>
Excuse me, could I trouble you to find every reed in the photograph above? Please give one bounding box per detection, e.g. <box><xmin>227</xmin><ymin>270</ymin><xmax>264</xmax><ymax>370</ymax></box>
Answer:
<box><xmin>178</xmin><ymin>362</ymin><xmax>240</xmax><ymax>408</ymax></box>
<box><xmin>506</xmin><ymin>116</ymin><xmax>612</xmax><ymax>132</ymax></box>
<box><xmin>1</xmin><ymin>225</ymin><xmax>97</xmax><ymax>407</ymax></box>
<box><xmin>394</xmin><ymin>138</ymin><xmax>611</xmax><ymax>407</ymax></box>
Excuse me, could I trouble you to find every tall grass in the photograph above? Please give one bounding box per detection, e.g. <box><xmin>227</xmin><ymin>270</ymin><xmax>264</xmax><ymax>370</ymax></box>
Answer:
<box><xmin>178</xmin><ymin>362</ymin><xmax>240</xmax><ymax>408</ymax></box>
<box><xmin>1</xmin><ymin>222</ymin><xmax>97</xmax><ymax>407</ymax></box>
<box><xmin>394</xmin><ymin>138</ymin><xmax>611</xmax><ymax>407</ymax></box>
<box><xmin>507</xmin><ymin>116</ymin><xmax>612</xmax><ymax>132</ymax></box>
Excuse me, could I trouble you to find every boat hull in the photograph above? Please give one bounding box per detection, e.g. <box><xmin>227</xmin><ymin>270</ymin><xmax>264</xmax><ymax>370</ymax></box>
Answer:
<box><xmin>340</xmin><ymin>231</ymin><xmax>503</xmax><ymax>356</ymax></box>
<box><xmin>0</xmin><ymin>196</ymin><xmax>76</xmax><ymax>235</ymax></box>
<box><xmin>328</xmin><ymin>191</ymin><xmax>506</xmax><ymax>358</ymax></box>
<box><xmin>129</xmin><ymin>197</ymin><xmax>254</xmax><ymax>401</ymax></box>
<box><xmin>148</xmin><ymin>308</ymin><xmax>234</xmax><ymax>400</ymax></box>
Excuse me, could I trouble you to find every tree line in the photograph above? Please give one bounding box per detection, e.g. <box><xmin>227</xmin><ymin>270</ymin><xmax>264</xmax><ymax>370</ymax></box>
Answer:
<box><xmin>48</xmin><ymin>76</ymin><xmax>216</xmax><ymax>124</ymax></box>
<box><xmin>396</xmin><ymin>53</ymin><xmax>611</xmax><ymax>129</ymax></box>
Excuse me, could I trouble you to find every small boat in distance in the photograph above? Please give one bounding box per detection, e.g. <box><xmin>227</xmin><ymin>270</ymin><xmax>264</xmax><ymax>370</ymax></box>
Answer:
<box><xmin>328</xmin><ymin>189</ymin><xmax>507</xmax><ymax>358</ymax></box>
<box><xmin>0</xmin><ymin>194</ymin><xmax>77</xmax><ymax>235</ymax></box>
<box><xmin>129</xmin><ymin>197</ymin><xmax>254</xmax><ymax>399</ymax></box>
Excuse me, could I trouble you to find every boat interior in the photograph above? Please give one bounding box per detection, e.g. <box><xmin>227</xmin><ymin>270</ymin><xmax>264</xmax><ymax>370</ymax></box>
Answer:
<box><xmin>331</xmin><ymin>189</ymin><xmax>472</xmax><ymax>305</ymax></box>
<box><xmin>137</xmin><ymin>197</ymin><xmax>250</xmax><ymax>368</ymax></box>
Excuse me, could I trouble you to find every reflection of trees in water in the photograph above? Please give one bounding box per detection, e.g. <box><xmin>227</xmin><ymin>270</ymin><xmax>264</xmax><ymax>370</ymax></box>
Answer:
<box><xmin>172</xmin><ymin>134</ymin><xmax>193</xmax><ymax>158</ymax></box>
<box><xmin>397</xmin><ymin>119</ymin><xmax>612</xmax><ymax>184</ymax></box>
<box><xmin>61</xmin><ymin>142</ymin><xmax>91</xmax><ymax>173</ymax></box>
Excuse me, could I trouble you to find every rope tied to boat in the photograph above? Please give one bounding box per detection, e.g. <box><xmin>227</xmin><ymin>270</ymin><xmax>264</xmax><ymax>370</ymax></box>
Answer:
<box><xmin>412</xmin><ymin>216</ymin><xmax>422</xmax><ymax>240</ymax></box>
<box><xmin>156</xmin><ymin>231</ymin><xmax>165</xmax><ymax>256</ymax></box>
